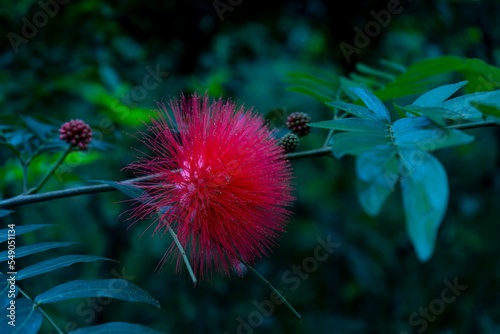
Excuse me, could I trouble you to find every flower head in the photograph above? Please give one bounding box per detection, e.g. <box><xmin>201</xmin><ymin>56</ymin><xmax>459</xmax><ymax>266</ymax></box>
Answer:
<box><xmin>279</xmin><ymin>133</ymin><xmax>300</xmax><ymax>153</ymax></box>
<box><xmin>125</xmin><ymin>93</ymin><xmax>294</xmax><ymax>278</ymax></box>
<box><xmin>59</xmin><ymin>119</ymin><xmax>93</xmax><ymax>150</ymax></box>
<box><xmin>286</xmin><ymin>112</ymin><xmax>311</xmax><ymax>137</ymax></box>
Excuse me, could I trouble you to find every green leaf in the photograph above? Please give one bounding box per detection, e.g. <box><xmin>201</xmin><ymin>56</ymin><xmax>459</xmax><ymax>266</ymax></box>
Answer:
<box><xmin>35</xmin><ymin>137</ymin><xmax>69</xmax><ymax>156</ymax></box>
<box><xmin>379</xmin><ymin>59</ymin><xmax>407</xmax><ymax>73</ymax></box>
<box><xmin>385</xmin><ymin>56</ymin><xmax>465</xmax><ymax>87</ymax></box>
<box><xmin>349</xmin><ymin>73</ymin><xmax>384</xmax><ymax>89</ymax></box>
<box><xmin>399</xmin><ymin>105</ymin><xmax>452</xmax><ymax>126</ymax></box>
<box><xmin>400</xmin><ymin>149</ymin><xmax>448</xmax><ymax>262</ymax></box>
<box><xmin>471</xmin><ymin>101</ymin><xmax>500</xmax><ymax>124</ymax></box>
<box><xmin>412</xmin><ymin>81</ymin><xmax>468</xmax><ymax>107</ymax></box>
<box><xmin>0</xmin><ymin>209</ymin><xmax>13</xmax><ymax>218</ymax></box>
<box><xmin>17</xmin><ymin>255</ymin><xmax>114</xmax><ymax>280</ymax></box>
<box><xmin>391</xmin><ymin>116</ymin><xmax>430</xmax><ymax>131</ymax></box>
<box><xmin>99</xmin><ymin>64</ymin><xmax>121</xmax><ymax>91</ymax></box>
<box><xmin>88</xmin><ymin>138</ymin><xmax>115</xmax><ymax>152</ymax></box>
<box><xmin>310</xmin><ymin>118</ymin><xmax>388</xmax><ymax>132</ymax></box>
<box><xmin>35</xmin><ymin>279</ymin><xmax>161</xmax><ymax>308</ymax></box>
<box><xmin>69</xmin><ymin>322</ymin><xmax>165</xmax><ymax>334</ymax></box>
<box><xmin>339</xmin><ymin>76</ymin><xmax>368</xmax><ymax>101</ymax></box>
<box><xmin>90</xmin><ymin>180</ymin><xmax>146</xmax><ymax>199</ymax></box>
<box><xmin>356</xmin><ymin>63</ymin><xmax>396</xmax><ymax>82</ymax></box>
<box><xmin>287</xmin><ymin>86</ymin><xmax>336</xmax><ymax>103</ymax></box>
<box><xmin>293</xmin><ymin>56</ymin><xmax>500</xmax><ymax>114</ymax></box>
<box><xmin>326</xmin><ymin>101</ymin><xmax>383</xmax><ymax>123</ymax></box>
<box><xmin>392</xmin><ymin>116</ymin><xmax>474</xmax><ymax>151</ymax></box>
<box><xmin>0</xmin><ymin>139</ymin><xmax>21</xmax><ymax>157</ymax></box>
<box><xmin>355</xmin><ymin>145</ymin><xmax>399</xmax><ymax>216</ymax></box>
<box><xmin>372</xmin><ymin>56</ymin><xmax>469</xmax><ymax>102</ymax></box>
<box><xmin>331</xmin><ymin>132</ymin><xmax>389</xmax><ymax>158</ymax></box>
<box><xmin>461</xmin><ymin>58</ymin><xmax>500</xmax><ymax>93</ymax></box>
<box><xmin>0</xmin><ymin>242</ymin><xmax>78</xmax><ymax>262</ymax></box>
<box><xmin>23</xmin><ymin>116</ymin><xmax>56</xmax><ymax>140</ymax></box>
<box><xmin>440</xmin><ymin>90</ymin><xmax>500</xmax><ymax>122</ymax></box>
<box><xmin>393</xmin><ymin>104</ymin><xmax>409</xmax><ymax>118</ymax></box>
<box><xmin>286</xmin><ymin>71</ymin><xmax>337</xmax><ymax>88</ymax></box>
<box><xmin>350</xmin><ymin>88</ymin><xmax>391</xmax><ymax>123</ymax></box>
<box><xmin>0</xmin><ymin>298</ymin><xmax>43</xmax><ymax>334</ymax></box>
<box><xmin>285</xmin><ymin>70</ymin><xmax>338</xmax><ymax>102</ymax></box>
<box><xmin>0</xmin><ymin>224</ymin><xmax>55</xmax><ymax>243</ymax></box>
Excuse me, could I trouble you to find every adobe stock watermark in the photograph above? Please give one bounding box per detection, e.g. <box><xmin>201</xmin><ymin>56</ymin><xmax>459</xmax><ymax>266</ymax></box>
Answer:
<box><xmin>106</xmin><ymin>64</ymin><xmax>170</xmax><ymax>130</ymax></box>
<box><xmin>7</xmin><ymin>0</ymin><xmax>71</xmax><ymax>53</ymax></box>
<box><xmin>47</xmin><ymin>267</ymin><xmax>136</xmax><ymax>334</ymax></box>
<box><xmin>400</xmin><ymin>277</ymin><xmax>467</xmax><ymax>334</ymax></box>
<box><xmin>213</xmin><ymin>0</ymin><xmax>243</xmax><ymax>22</ymax></box>
<box><xmin>226</xmin><ymin>235</ymin><xmax>340</xmax><ymax>334</ymax></box>
<box><xmin>339</xmin><ymin>0</ymin><xmax>409</xmax><ymax>64</ymax></box>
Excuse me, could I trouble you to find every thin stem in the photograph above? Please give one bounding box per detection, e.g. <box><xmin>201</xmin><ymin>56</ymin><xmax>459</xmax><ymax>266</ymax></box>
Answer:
<box><xmin>21</xmin><ymin>160</ymin><xmax>29</xmax><ymax>193</ymax></box>
<box><xmin>322</xmin><ymin>112</ymin><xmax>348</xmax><ymax>148</ymax></box>
<box><xmin>167</xmin><ymin>226</ymin><xmax>197</xmax><ymax>285</ymax></box>
<box><xmin>447</xmin><ymin>120</ymin><xmax>497</xmax><ymax>130</ymax></box>
<box><xmin>16</xmin><ymin>285</ymin><xmax>64</xmax><ymax>334</ymax></box>
<box><xmin>2</xmin><ymin>117</ymin><xmax>494</xmax><ymax>210</ymax></box>
<box><xmin>0</xmin><ymin>174</ymin><xmax>155</xmax><ymax>209</ymax></box>
<box><xmin>0</xmin><ymin>147</ymin><xmax>328</xmax><ymax>209</ymax></box>
<box><xmin>287</xmin><ymin>146</ymin><xmax>332</xmax><ymax>160</ymax></box>
<box><xmin>323</xmin><ymin>90</ymin><xmax>342</xmax><ymax>148</ymax></box>
<box><xmin>323</xmin><ymin>128</ymin><xmax>335</xmax><ymax>148</ymax></box>
<box><xmin>241</xmin><ymin>261</ymin><xmax>302</xmax><ymax>321</ymax></box>
<box><xmin>35</xmin><ymin>304</ymin><xmax>64</xmax><ymax>334</ymax></box>
<box><xmin>26</xmin><ymin>145</ymin><xmax>72</xmax><ymax>195</ymax></box>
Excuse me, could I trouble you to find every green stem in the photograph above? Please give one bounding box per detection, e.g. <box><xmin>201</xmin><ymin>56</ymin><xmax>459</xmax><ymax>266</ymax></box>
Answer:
<box><xmin>287</xmin><ymin>147</ymin><xmax>332</xmax><ymax>160</ymax></box>
<box><xmin>323</xmin><ymin>90</ymin><xmax>343</xmax><ymax>147</ymax></box>
<box><xmin>26</xmin><ymin>145</ymin><xmax>72</xmax><ymax>195</ymax></box>
<box><xmin>0</xmin><ymin>148</ymin><xmax>326</xmax><ymax>209</ymax></box>
<box><xmin>241</xmin><ymin>261</ymin><xmax>302</xmax><ymax>321</ymax></box>
<box><xmin>0</xmin><ymin>174</ymin><xmax>155</xmax><ymax>209</ymax></box>
<box><xmin>35</xmin><ymin>304</ymin><xmax>64</xmax><ymax>334</ymax></box>
<box><xmin>16</xmin><ymin>285</ymin><xmax>64</xmax><ymax>334</ymax></box>
<box><xmin>1</xmin><ymin>117</ymin><xmax>494</xmax><ymax>209</ymax></box>
<box><xmin>167</xmin><ymin>225</ymin><xmax>197</xmax><ymax>285</ymax></box>
<box><xmin>21</xmin><ymin>160</ymin><xmax>29</xmax><ymax>193</ymax></box>
<box><xmin>447</xmin><ymin>120</ymin><xmax>497</xmax><ymax>130</ymax></box>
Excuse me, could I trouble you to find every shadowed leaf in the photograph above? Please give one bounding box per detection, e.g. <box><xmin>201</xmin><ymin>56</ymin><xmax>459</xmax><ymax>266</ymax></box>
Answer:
<box><xmin>35</xmin><ymin>279</ymin><xmax>161</xmax><ymax>308</ymax></box>
<box><xmin>0</xmin><ymin>242</ymin><xmax>78</xmax><ymax>262</ymax></box>
<box><xmin>0</xmin><ymin>298</ymin><xmax>43</xmax><ymax>334</ymax></box>
<box><xmin>0</xmin><ymin>224</ymin><xmax>55</xmax><ymax>243</ymax></box>
<box><xmin>69</xmin><ymin>322</ymin><xmax>166</xmax><ymax>334</ymax></box>
<box><xmin>17</xmin><ymin>255</ymin><xmax>114</xmax><ymax>280</ymax></box>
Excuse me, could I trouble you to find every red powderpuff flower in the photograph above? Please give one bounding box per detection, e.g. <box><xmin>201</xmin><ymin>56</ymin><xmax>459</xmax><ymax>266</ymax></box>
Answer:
<box><xmin>125</xmin><ymin>93</ymin><xmax>294</xmax><ymax>279</ymax></box>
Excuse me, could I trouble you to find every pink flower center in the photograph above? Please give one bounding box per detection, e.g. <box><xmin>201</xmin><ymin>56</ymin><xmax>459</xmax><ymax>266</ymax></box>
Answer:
<box><xmin>174</xmin><ymin>156</ymin><xmax>232</xmax><ymax>213</ymax></box>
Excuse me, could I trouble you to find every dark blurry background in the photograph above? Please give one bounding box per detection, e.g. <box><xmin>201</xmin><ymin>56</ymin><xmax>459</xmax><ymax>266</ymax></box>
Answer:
<box><xmin>1</xmin><ymin>0</ymin><xmax>500</xmax><ymax>333</ymax></box>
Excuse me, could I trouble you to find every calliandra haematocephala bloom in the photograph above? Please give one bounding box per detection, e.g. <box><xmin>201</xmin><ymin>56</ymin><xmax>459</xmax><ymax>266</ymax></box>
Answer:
<box><xmin>125</xmin><ymin>93</ymin><xmax>294</xmax><ymax>279</ymax></box>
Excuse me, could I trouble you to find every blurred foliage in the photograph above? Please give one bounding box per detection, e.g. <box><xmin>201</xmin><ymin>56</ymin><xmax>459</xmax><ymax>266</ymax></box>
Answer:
<box><xmin>1</xmin><ymin>0</ymin><xmax>500</xmax><ymax>333</ymax></box>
